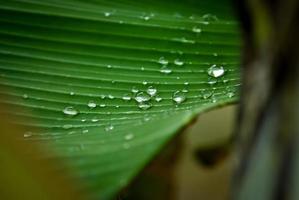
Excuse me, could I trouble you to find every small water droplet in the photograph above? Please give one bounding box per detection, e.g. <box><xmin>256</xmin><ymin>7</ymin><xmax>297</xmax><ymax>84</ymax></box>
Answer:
<box><xmin>131</xmin><ymin>86</ymin><xmax>139</xmax><ymax>93</ymax></box>
<box><xmin>202</xmin><ymin>14</ymin><xmax>218</xmax><ymax>22</ymax></box>
<box><xmin>87</xmin><ymin>100</ymin><xmax>97</xmax><ymax>108</ymax></box>
<box><xmin>104</xmin><ymin>12</ymin><xmax>111</xmax><ymax>17</ymax></box>
<box><xmin>160</xmin><ymin>65</ymin><xmax>172</xmax><ymax>74</ymax></box>
<box><xmin>63</xmin><ymin>124</ymin><xmax>73</xmax><ymax>129</ymax></box>
<box><xmin>135</xmin><ymin>92</ymin><xmax>151</xmax><ymax>103</ymax></box>
<box><xmin>184</xmin><ymin>82</ymin><xmax>189</xmax><ymax>85</ymax></box>
<box><xmin>82</xmin><ymin>129</ymin><xmax>89</xmax><ymax>134</ymax></box>
<box><xmin>172</xmin><ymin>91</ymin><xmax>186</xmax><ymax>104</ymax></box>
<box><xmin>23</xmin><ymin>132</ymin><xmax>32</xmax><ymax>138</ymax></box>
<box><xmin>141</xmin><ymin>67</ymin><xmax>145</xmax><ymax>71</ymax></box>
<box><xmin>142</xmin><ymin>81</ymin><xmax>148</xmax><ymax>85</ymax></box>
<box><xmin>192</xmin><ymin>26</ymin><xmax>202</xmax><ymax>33</ymax></box>
<box><xmin>124</xmin><ymin>133</ymin><xmax>134</xmax><ymax>141</ymax></box>
<box><xmin>227</xmin><ymin>92</ymin><xmax>235</xmax><ymax>98</ymax></box>
<box><xmin>207</xmin><ymin>65</ymin><xmax>225</xmax><ymax>78</ymax></box>
<box><xmin>63</xmin><ymin>106</ymin><xmax>78</xmax><ymax>116</ymax></box>
<box><xmin>70</xmin><ymin>92</ymin><xmax>75</xmax><ymax>96</ymax></box>
<box><xmin>158</xmin><ymin>57</ymin><xmax>169</xmax><ymax>65</ymax></box>
<box><xmin>138</xmin><ymin>102</ymin><xmax>152</xmax><ymax>110</ymax></box>
<box><xmin>100</xmin><ymin>95</ymin><xmax>106</xmax><ymax>99</ymax></box>
<box><xmin>174</xmin><ymin>58</ymin><xmax>184</xmax><ymax>66</ymax></box>
<box><xmin>201</xmin><ymin>90</ymin><xmax>213</xmax><ymax>99</ymax></box>
<box><xmin>91</xmin><ymin>118</ymin><xmax>99</xmax><ymax>122</ymax></box>
<box><xmin>115</xmin><ymin>105</ymin><xmax>120</xmax><ymax>108</ymax></box>
<box><xmin>22</xmin><ymin>94</ymin><xmax>28</xmax><ymax>99</ymax></box>
<box><xmin>105</xmin><ymin>124</ymin><xmax>114</xmax><ymax>132</ymax></box>
<box><xmin>208</xmin><ymin>78</ymin><xmax>217</xmax><ymax>85</ymax></box>
<box><xmin>155</xmin><ymin>96</ymin><xmax>163</xmax><ymax>102</ymax></box>
<box><xmin>99</xmin><ymin>104</ymin><xmax>106</xmax><ymax>108</ymax></box>
<box><xmin>122</xmin><ymin>93</ymin><xmax>132</xmax><ymax>101</ymax></box>
<box><xmin>173</xmin><ymin>37</ymin><xmax>195</xmax><ymax>44</ymax></box>
<box><xmin>213</xmin><ymin>53</ymin><xmax>218</xmax><ymax>57</ymax></box>
<box><xmin>182</xmin><ymin>88</ymin><xmax>189</xmax><ymax>93</ymax></box>
<box><xmin>108</xmin><ymin>95</ymin><xmax>115</xmax><ymax>99</ymax></box>
<box><xmin>146</xmin><ymin>86</ymin><xmax>157</xmax><ymax>97</ymax></box>
<box><xmin>107</xmin><ymin>65</ymin><xmax>112</xmax><ymax>68</ymax></box>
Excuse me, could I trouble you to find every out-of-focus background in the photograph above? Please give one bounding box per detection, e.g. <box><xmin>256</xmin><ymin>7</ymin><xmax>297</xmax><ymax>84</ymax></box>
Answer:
<box><xmin>176</xmin><ymin>105</ymin><xmax>237</xmax><ymax>200</ymax></box>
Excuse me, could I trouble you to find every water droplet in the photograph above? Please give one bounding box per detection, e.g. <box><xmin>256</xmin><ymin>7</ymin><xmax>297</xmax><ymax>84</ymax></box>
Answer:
<box><xmin>184</xmin><ymin>82</ymin><xmax>189</xmax><ymax>85</ymax></box>
<box><xmin>82</xmin><ymin>129</ymin><xmax>89</xmax><ymax>134</ymax></box>
<box><xmin>174</xmin><ymin>58</ymin><xmax>184</xmax><ymax>66</ymax></box>
<box><xmin>99</xmin><ymin>104</ymin><xmax>106</xmax><ymax>108</ymax></box>
<box><xmin>172</xmin><ymin>91</ymin><xmax>186</xmax><ymax>104</ymax></box>
<box><xmin>135</xmin><ymin>92</ymin><xmax>151</xmax><ymax>103</ymax></box>
<box><xmin>141</xmin><ymin>67</ymin><xmax>145</xmax><ymax>71</ymax></box>
<box><xmin>131</xmin><ymin>86</ymin><xmax>139</xmax><ymax>93</ymax></box>
<box><xmin>122</xmin><ymin>93</ymin><xmax>132</xmax><ymax>101</ymax></box>
<box><xmin>22</xmin><ymin>94</ymin><xmax>28</xmax><ymax>99</ymax></box>
<box><xmin>182</xmin><ymin>88</ymin><xmax>189</xmax><ymax>93</ymax></box>
<box><xmin>87</xmin><ymin>100</ymin><xmax>97</xmax><ymax>108</ymax></box>
<box><xmin>192</xmin><ymin>26</ymin><xmax>202</xmax><ymax>33</ymax></box>
<box><xmin>115</xmin><ymin>105</ymin><xmax>120</xmax><ymax>108</ymax></box>
<box><xmin>81</xmin><ymin>119</ymin><xmax>86</xmax><ymax>122</ymax></box>
<box><xmin>124</xmin><ymin>133</ymin><xmax>134</xmax><ymax>141</ymax></box>
<box><xmin>142</xmin><ymin>81</ymin><xmax>148</xmax><ymax>85</ymax></box>
<box><xmin>107</xmin><ymin>65</ymin><xmax>112</xmax><ymax>68</ymax></box>
<box><xmin>227</xmin><ymin>92</ymin><xmax>235</xmax><ymax>98</ymax></box>
<box><xmin>213</xmin><ymin>53</ymin><xmax>218</xmax><ymax>57</ymax></box>
<box><xmin>63</xmin><ymin>106</ymin><xmax>78</xmax><ymax>116</ymax></box>
<box><xmin>208</xmin><ymin>78</ymin><xmax>217</xmax><ymax>85</ymax></box>
<box><xmin>155</xmin><ymin>96</ymin><xmax>163</xmax><ymax>102</ymax></box>
<box><xmin>91</xmin><ymin>118</ymin><xmax>99</xmax><ymax>122</ymax></box>
<box><xmin>160</xmin><ymin>65</ymin><xmax>172</xmax><ymax>74</ymax></box>
<box><xmin>207</xmin><ymin>65</ymin><xmax>225</xmax><ymax>78</ymax></box>
<box><xmin>23</xmin><ymin>132</ymin><xmax>32</xmax><ymax>138</ymax></box>
<box><xmin>105</xmin><ymin>124</ymin><xmax>114</xmax><ymax>132</ymax></box>
<box><xmin>158</xmin><ymin>57</ymin><xmax>169</xmax><ymax>65</ymax></box>
<box><xmin>104</xmin><ymin>12</ymin><xmax>111</xmax><ymax>17</ymax></box>
<box><xmin>108</xmin><ymin>95</ymin><xmax>115</xmax><ymax>99</ymax></box>
<box><xmin>138</xmin><ymin>102</ymin><xmax>152</xmax><ymax>110</ymax></box>
<box><xmin>100</xmin><ymin>95</ymin><xmax>106</xmax><ymax>99</ymax></box>
<box><xmin>202</xmin><ymin>14</ymin><xmax>218</xmax><ymax>22</ymax></box>
<box><xmin>63</xmin><ymin>124</ymin><xmax>73</xmax><ymax>129</ymax></box>
<box><xmin>201</xmin><ymin>90</ymin><xmax>213</xmax><ymax>99</ymax></box>
<box><xmin>146</xmin><ymin>86</ymin><xmax>157</xmax><ymax>97</ymax></box>
<box><xmin>173</xmin><ymin>37</ymin><xmax>195</xmax><ymax>44</ymax></box>
<box><xmin>70</xmin><ymin>92</ymin><xmax>75</xmax><ymax>96</ymax></box>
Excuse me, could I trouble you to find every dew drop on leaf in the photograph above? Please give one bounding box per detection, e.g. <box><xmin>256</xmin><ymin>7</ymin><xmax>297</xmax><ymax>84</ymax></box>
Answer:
<box><xmin>138</xmin><ymin>102</ymin><xmax>152</xmax><ymax>110</ymax></box>
<box><xmin>146</xmin><ymin>86</ymin><xmax>157</xmax><ymax>97</ymax></box>
<box><xmin>87</xmin><ymin>100</ymin><xmax>97</xmax><ymax>108</ymax></box>
<box><xmin>131</xmin><ymin>86</ymin><xmax>139</xmax><ymax>93</ymax></box>
<box><xmin>160</xmin><ymin>65</ymin><xmax>172</xmax><ymax>74</ymax></box>
<box><xmin>207</xmin><ymin>65</ymin><xmax>225</xmax><ymax>78</ymax></box>
<box><xmin>172</xmin><ymin>91</ymin><xmax>186</xmax><ymax>104</ymax></box>
<box><xmin>63</xmin><ymin>106</ymin><xmax>78</xmax><ymax>116</ymax></box>
<box><xmin>105</xmin><ymin>124</ymin><xmax>114</xmax><ymax>132</ymax></box>
<box><xmin>155</xmin><ymin>96</ymin><xmax>163</xmax><ymax>102</ymax></box>
<box><xmin>174</xmin><ymin>58</ymin><xmax>184</xmax><ymax>66</ymax></box>
<box><xmin>192</xmin><ymin>26</ymin><xmax>202</xmax><ymax>33</ymax></box>
<box><xmin>122</xmin><ymin>93</ymin><xmax>132</xmax><ymax>101</ymax></box>
<box><xmin>158</xmin><ymin>57</ymin><xmax>169</xmax><ymax>65</ymax></box>
<box><xmin>23</xmin><ymin>132</ymin><xmax>32</xmax><ymax>138</ymax></box>
<box><xmin>63</xmin><ymin>124</ymin><xmax>73</xmax><ymax>129</ymax></box>
<box><xmin>135</xmin><ymin>92</ymin><xmax>151</xmax><ymax>103</ymax></box>
<box><xmin>22</xmin><ymin>94</ymin><xmax>28</xmax><ymax>99</ymax></box>
<box><xmin>201</xmin><ymin>90</ymin><xmax>213</xmax><ymax>99</ymax></box>
<box><xmin>124</xmin><ymin>133</ymin><xmax>134</xmax><ymax>141</ymax></box>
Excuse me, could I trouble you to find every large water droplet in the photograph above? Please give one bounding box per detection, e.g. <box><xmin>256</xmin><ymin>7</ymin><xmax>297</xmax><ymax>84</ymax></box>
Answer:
<box><xmin>207</xmin><ymin>65</ymin><xmax>225</xmax><ymax>78</ymax></box>
<box><xmin>87</xmin><ymin>100</ymin><xmax>97</xmax><ymax>108</ymax></box>
<box><xmin>63</xmin><ymin>106</ymin><xmax>78</xmax><ymax>116</ymax></box>
<box><xmin>158</xmin><ymin>57</ymin><xmax>169</xmax><ymax>65</ymax></box>
<box><xmin>174</xmin><ymin>58</ymin><xmax>184</xmax><ymax>66</ymax></box>
<box><xmin>146</xmin><ymin>86</ymin><xmax>157</xmax><ymax>97</ymax></box>
<box><xmin>138</xmin><ymin>102</ymin><xmax>152</xmax><ymax>110</ymax></box>
<box><xmin>160</xmin><ymin>65</ymin><xmax>172</xmax><ymax>74</ymax></box>
<box><xmin>172</xmin><ymin>91</ymin><xmax>186</xmax><ymax>104</ymax></box>
<box><xmin>135</xmin><ymin>92</ymin><xmax>151</xmax><ymax>103</ymax></box>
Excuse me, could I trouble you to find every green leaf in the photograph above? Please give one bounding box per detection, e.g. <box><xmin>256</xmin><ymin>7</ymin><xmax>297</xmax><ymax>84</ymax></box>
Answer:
<box><xmin>0</xmin><ymin>0</ymin><xmax>240</xmax><ymax>199</ymax></box>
